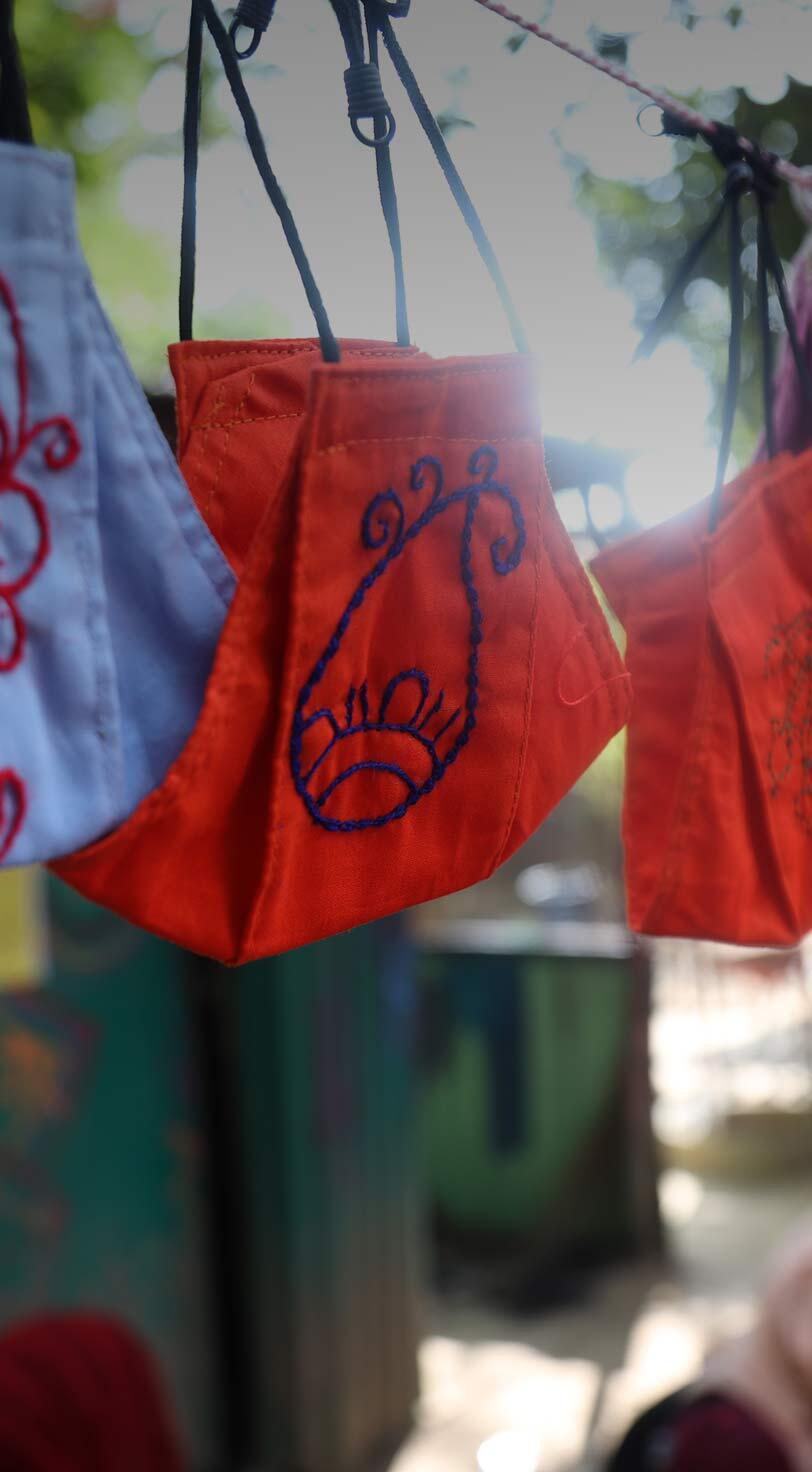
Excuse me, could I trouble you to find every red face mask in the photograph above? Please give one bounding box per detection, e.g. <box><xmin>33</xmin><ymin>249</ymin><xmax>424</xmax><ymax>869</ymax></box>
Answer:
<box><xmin>594</xmin><ymin>451</ymin><xmax>812</xmax><ymax>947</ymax></box>
<box><xmin>54</xmin><ymin>0</ymin><xmax>629</xmax><ymax>959</ymax></box>
<box><xmin>55</xmin><ymin>351</ymin><xmax>629</xmax><ymax>962</ymax></box>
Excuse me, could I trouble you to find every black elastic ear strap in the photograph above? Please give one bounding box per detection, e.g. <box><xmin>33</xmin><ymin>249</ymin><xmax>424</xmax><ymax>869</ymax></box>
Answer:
<box><xmin>328</xmin><ymin>0</ymin><xmax>410</xmax><ymax>346</ymax></box>
<box><xmin>0</xmin><ymin>0</ymin><xmax>33</xmax><ymax>145</ymax></box>
<box><xmin>179</xmin><ymin>0</ymin><xmax>340</xmax><ymax>362</ymax></box>
<box><xmin>179</xmin><ymin>0</ymin><xmax>203</xmax><ymax>343</ymax></box>
<box><xmin>379</xmin><ymin>11</ymin><xmax>529</xmax><ymax>355</ymax></box>
<box><xmin>366</xmin><ymin>8</ymin><xmax>410</xmax><ymax>346</ymax></box>
<box><xmin>709</xmin><ymin>182</ymin><xmax>744</xmax><ymax>529</ymax></box>
<box><xmin>636</xmin><ymin>127</ymin><xmax>810</xmax><ymax>530</ymax></box>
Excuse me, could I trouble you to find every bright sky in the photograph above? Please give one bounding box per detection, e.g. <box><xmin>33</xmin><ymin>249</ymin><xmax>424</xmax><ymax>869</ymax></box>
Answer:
<box><xmin>110</xmin><ymin>0</ymin><xmax>812</xmax><ymax>530</ymax></box>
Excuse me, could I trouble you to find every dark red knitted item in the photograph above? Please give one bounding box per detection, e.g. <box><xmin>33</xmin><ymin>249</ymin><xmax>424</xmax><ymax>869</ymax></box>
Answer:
<box><xmin>0</xmin><ymin>1314</ymin><xmax>186</xmax><ymax>1472</ymax></box>
<box><xmin>673</xmin><ymin>1398</ymin><xmax>792</xmax><ymax>1472</ymax></box>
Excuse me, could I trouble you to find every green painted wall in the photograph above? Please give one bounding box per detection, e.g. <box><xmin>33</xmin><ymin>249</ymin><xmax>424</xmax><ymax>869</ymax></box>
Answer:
<box><xmin>0</xmin><ymin>878</ymin><xmax>220</xmax><ymax>1468</ymax></box>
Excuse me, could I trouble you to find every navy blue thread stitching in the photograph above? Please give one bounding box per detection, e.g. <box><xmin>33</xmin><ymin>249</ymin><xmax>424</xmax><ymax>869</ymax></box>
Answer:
<box><xmin>290</xmin><ymin>444</ymin><xmax>526</xmax><ymax>832</ymax></box>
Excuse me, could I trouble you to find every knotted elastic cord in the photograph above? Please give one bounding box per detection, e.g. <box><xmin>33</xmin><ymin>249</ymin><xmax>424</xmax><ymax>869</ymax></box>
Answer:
<box><xmin>0</xmin><ymin>0</ymin><xmax>33</xmax><ymax>145</ymax></box>
<box><xmin>179</xmin><ymin>0</ymin><xmax>340</xmax><ymax>362</ymax></box>
<box><xmin>637</xmin><ymin>120</ymin><xmax>811</xmax><ymax>531</ymax></box>
<box><xmin>328</xmin><ymin>0</ymin><xmax>410</xmax><ymax>346</ymax></box>
<box><xmin>376</xmin><ymin>7</ymin><xmax>529</xmax><ymax>356</ymax></box>
<box><xmin>229</xmin><ymin>0</ymin><xmax>276</xmax><ymax>61</ymax></box>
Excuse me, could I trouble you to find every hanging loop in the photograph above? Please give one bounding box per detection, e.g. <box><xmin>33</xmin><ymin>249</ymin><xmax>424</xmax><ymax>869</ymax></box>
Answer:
<box><xmin>345</xmin><ymin>60</ymin><xmax>396</xmax><ymax>146</ymax></box>
<box><xmin>229</xmin><ymin>0</ymin><xmax>276</xmax><ymax>60</ymax></box>
<box><xmin>636</xmin><ymin>103</ymin><xmax>665</xmax><ymax>138</ymax></box>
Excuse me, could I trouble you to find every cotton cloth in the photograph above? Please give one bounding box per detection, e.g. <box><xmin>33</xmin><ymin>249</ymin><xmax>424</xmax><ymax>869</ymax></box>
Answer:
<box><xmin>56</xmin><ymin>348</ymin><xmax>629</xmax><ymax>962</ymax></box>
<box><xmin>593</xmin><ymin>451</ymin><xmax>812</xmax><ymax>946</ymax></box>
<box><xmin>0</xmin><ymin>141</ymin><xmax>235</xmax><ymax>867</ymax></box>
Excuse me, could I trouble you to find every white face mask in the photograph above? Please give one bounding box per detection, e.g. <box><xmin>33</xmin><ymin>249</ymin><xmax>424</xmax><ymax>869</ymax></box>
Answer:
<box><xmin>0</xmin><ymin>142</ymin><xmax>235</xmax><ymax>866</ymax></box>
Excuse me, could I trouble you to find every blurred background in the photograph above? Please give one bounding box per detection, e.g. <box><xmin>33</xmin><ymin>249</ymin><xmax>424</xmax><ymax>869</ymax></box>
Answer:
<box><xmin>4</xmin><ymin>1</ymin><xmax>812</xmax><ymax>1469</ymax></box>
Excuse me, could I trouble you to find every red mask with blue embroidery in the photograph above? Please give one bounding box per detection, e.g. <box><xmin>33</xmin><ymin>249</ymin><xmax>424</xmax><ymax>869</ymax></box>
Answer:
<box><xmin>54</xmin><ymin>0</ymin><xmax>629</xmax><ymax>961</ymax></box>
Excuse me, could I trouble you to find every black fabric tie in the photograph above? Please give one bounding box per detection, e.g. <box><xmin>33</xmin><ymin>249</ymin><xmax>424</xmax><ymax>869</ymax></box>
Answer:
<box><xmin>638</xmin><ymin>119</ymin><xmax>812</xmax><ymax>531</ymax></box>
<box><xmin>328</xmin><ymin>0</ymin><xmax>410</xmax><ymax>347</ymax></box>
<box><xmin>0</xmin><ymin>0</ymin><xmax>33</xmax><ymax>144</ymax></box>
<box><xmin>179</xmin><ymin>0</ymin><xmax>340</xmax><ymax>361</ymax></box>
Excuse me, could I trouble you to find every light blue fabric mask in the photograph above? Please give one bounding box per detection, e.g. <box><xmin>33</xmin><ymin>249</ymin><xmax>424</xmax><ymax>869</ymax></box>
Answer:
<box><xmin>0</xmin><ymin>142</ymin><xmax>235</xmax><ymax>866</ymax></box>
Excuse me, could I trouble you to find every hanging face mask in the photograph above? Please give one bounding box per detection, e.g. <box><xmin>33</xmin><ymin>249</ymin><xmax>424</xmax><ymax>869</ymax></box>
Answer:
<box><xmin>54</xmin><ymin>0</ymin><xmax>629</xmax><ymax>962</ymax></box>
<box><xmin>0</xmin><ymin>0</ymin><xmax>236</xmax><ymax>867</ymax></box>
<box><xmin>57</xmin><ymin>351</ymin><xmax>629</xmax><ymax>962</ymax></box>
<box><xmin>594</xmin><ymin>134</ymin><xmax>812</xmax><ymax>948</ymax></box>
<box><xmin>594</xmin><ymin>458</ymin><xmax>796</xmax><ymax>945</ymax></box>
<box><xmin>0</xmin><ymin>143</ymin><xmax>235</xmax><ymax>867</ymax></box>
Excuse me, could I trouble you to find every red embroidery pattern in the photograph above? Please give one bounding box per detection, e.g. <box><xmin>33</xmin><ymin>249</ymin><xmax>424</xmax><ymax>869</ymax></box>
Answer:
<box><xmin>0</xmin><ymin>272</ymin><xmax>81</xmax><ymax>863</ymax></box>
<box><xmin>0</xmin><ymin>769</ymin><xmax>26</xmax><ymax>863</ymax></box>
<box><xmin>0</xmin><ymin>271</ymin><xmax>80</xmax><ymax>672</ymax></box>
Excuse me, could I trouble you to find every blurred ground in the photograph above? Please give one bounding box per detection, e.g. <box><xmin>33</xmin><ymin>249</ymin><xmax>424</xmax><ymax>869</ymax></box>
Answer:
<box><xmin>394</xmin><ymin>941</ymin><xmax>812</xmax><ymax>1472</ymax></box>
<box><xmin>393</xmin><ymin>1174</ymin><xmax>811</xmax><ymax>1472</ymax></box>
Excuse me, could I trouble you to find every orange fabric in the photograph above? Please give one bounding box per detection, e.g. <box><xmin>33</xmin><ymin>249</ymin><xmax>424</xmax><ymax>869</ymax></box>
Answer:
<box><xmin>54</xmin><ymin>349</ymin><xmax>628</xmax><ymax>963</ymax></box>
<box><xmin>593</xmin><ymin>451</ymin><xmax>812</xmax><ymax>947</ymax></box>
<box><xmin>169</xmin><ymin>337</ymin><xmax>424</xmax><ymax>576</ymax></box>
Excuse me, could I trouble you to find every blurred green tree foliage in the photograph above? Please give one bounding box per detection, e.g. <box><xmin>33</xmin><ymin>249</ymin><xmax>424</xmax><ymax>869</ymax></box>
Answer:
<box><xmin>16</xmin><ymin>0</ymin><xmax>250</xmax><ymax>382</ymax></box>
<box><xmin>507</xmin><ymin>3</ymin><xmax>812</xmax><ymax>453</ymax></box>
<box><xmin>18</xmin><ymin>0</ymin><xmax>812</xmax><ymax>420</ymax></box>
<box><xmin>19</xmin><ymin>1</ymin><xmax>176</xmax><ymax>380</ymax></box>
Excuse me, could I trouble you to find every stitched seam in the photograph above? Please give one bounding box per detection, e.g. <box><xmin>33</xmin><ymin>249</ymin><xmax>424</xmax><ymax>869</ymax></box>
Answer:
<box><xmin>492</xmin><ymin>445</ymin><xmax>543</xmax><ymax>871</ymax></box>
<box><xmin>542</xmin><ymin>480</ymin><xmax>624</xmax><ymax>724</ymax></box>
<box><xmin>321</xmin><ymin>366</ymin><xmax>526</xmax><ymax>385</ymax></box>
<box><xmin>173</xmin><ymin>353</ymin><xmax>189</xmax><ymax>453</ymax></box>
<box><xmin>61</xmin><ymin>471</ymin><xmax>293</xmax><ymax>852</ymax></box>
<box><xmin>209</xmin><ymin>375</ymin><xmax>254</xmax><ymax>527</ymax></box>
<box><xmin>646</xmin><ymin>615</ymin><xmax>714</xmax><ymax>929</ymax></box>
<box><xmin>88</xmin><ymin>283</ymin><xmax>236</xmax><ymax>607</ymax></box>
<box><xmin>70</xmin><ymin>568</ymin><xmax>262</xmax><ymax>829</ymax></box>
<box><xmin>215</xmin><ymin>426</ymin><xmax>229</xmax><ymax>534</ymax></box>
<box><xmin>243</xmin><ymin>457</ymin><xmax>309</xmax><ymax>957</ymax></box>
<box><xmin>318</xmin><ymin>435</ymin><xmax>526</xmax><ymax>458</ymax></box>
<box><xmin>199</xmin><ymin>372</ymin><xmax>255</xmax><ymax>432</ymax></box>
<box><xmin>189</xmin><ymin>345</ymin><xmax>318</xmax><ymax>364</ymax></box>
<box><xmin>153</xmin><ymin>460</ymin><xmax>295</xmax><ymax>803</ymax></box>
<box><xmin>198</xmin><ymin>379</ymin><xmax>226</xmax><ymax>525</ymax></box>
<box><xmin>64</xmin><ymin>251</ymin><xmax>123</xmax><ymax>818</ymax></box>
<box><xmin>195</xmin><ymin>410</ymin><xmax>305</xmax><ymax>432</ymax></box>
<box><xmin>725</xmin><ymin>614</ymin><xmax>799</xmax><ymax>926</ymax></box>
<box><xmin>181</xmin><ymin>344</ymin><xmax>418</xmax><ymax>364</ymax></box>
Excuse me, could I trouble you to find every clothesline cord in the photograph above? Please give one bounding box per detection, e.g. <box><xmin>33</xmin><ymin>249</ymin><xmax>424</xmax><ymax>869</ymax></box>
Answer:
<box><xmin>470</xmin><ymin>0</ymin><xmax>812</xmax><ymax>193</ymax></box>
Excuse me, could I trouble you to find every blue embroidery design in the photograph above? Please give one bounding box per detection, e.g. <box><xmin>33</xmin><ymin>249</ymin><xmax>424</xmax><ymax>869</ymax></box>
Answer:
<box><xmin>290</xmin><ymin>445</ymin><xmax>526</xmax><ymax>832</ymax></box>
